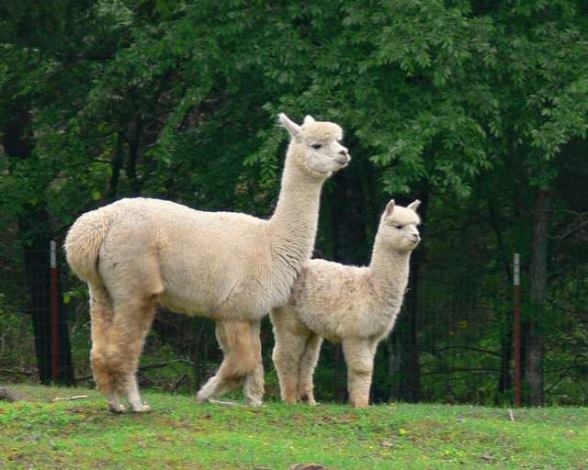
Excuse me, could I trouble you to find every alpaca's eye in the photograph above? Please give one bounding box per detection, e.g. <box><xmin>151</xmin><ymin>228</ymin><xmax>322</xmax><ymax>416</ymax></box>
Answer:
<box><xmin>391</xmin><ymin>224</ymin><xmax>403</xmax><ymax>229</ymax></box>
<box><xmin>310</xmin><ymin>143</ymin><xmax>322</xmax><ymax>150</ymax></box>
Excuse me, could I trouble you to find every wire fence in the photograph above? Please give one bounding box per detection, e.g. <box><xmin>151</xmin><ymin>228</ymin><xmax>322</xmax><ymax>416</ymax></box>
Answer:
<box><xmin>0</xmin><ymin>243</ymin><xmax>586</xmax><ymax>406</ymax></box>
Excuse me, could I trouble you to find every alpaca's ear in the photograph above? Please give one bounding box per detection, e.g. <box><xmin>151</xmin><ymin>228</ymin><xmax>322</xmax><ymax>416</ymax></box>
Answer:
<box><xmin>408</xmin><ymin>200</ymin><xmax>421</xmax><ymax>212</ymax></box>
<box><xmin>385</xmin><ymin>200</ymin><xmax>395</xmax><ymax>217</ymax></box>
<box><xmin>303</xmin><ymin>115</ymin><xmax>316</xmax><ymax>125</ymax></box>
<box><xmin>278</xmin><ymin>113</ymin><xmax>302</xmax><ymax>139</ymax></box>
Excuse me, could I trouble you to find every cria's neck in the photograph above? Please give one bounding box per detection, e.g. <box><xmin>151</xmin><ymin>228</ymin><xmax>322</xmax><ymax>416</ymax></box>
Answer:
<box><xmin>368</xmin><ymin>238</ymin><xmax>412</xmax><ymax>294</ymax></box>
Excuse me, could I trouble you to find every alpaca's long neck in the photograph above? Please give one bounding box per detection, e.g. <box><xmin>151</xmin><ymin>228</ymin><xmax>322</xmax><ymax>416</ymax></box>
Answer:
<box><xmin>368</xmin><ymin>235</ymin><xmax>412</xmax><ymax>306</ymax></box>
<box><xmin>268</xmin><ymin>143</ymin><xmax>325</xmax><ymax>268</ymax></box>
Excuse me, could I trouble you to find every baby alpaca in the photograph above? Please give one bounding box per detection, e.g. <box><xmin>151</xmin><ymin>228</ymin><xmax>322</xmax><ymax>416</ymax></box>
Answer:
<box><xmin>271</xmin><ymin>200</ymin><xmax>421</xmax><ymax>408</ymax></box>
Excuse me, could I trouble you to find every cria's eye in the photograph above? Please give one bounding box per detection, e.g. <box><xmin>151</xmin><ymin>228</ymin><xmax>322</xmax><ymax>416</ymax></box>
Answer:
<box><xmin>310</xmin><ymin>143</ymin><xmax>322</xmax><ymax>149</ymax></box>
<box><xmin>391</xmin><ymin>223</ymin><xmax>403</xmax><ymax>229</ymax></box>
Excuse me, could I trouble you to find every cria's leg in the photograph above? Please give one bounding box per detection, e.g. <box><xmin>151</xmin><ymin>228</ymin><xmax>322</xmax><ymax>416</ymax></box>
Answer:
<box><xmin>298</xmin><ymin>334</ymin><xmax>323</xmax><ymax>405</ymax></box>
<box><xmin>243</xmin><ymin>320</ymin><xmax>264</xmax><ymax>406</ymax></box>
<box><xmin>196</xmin><ymin>320</ymin><xmax>259</xmax><ymax>404</ymax></box>
<box><xmin>342</xmin><ymin>337</ymin><xmax>379</xmax><ymax>408</ymax></box>
<box><xmin>270</xmin><ymin>309</ymin><xmax>312</xmax><ymax>404</ymax></box>
<box><xmin>88</xmin><ymin>284</ymin><xmax>123</xmax><ymax>413</ymax></box>
<box><xmin>105</xmin><ymin>296</ymin><xmax>157</xmax><ymax>413</ymax></box>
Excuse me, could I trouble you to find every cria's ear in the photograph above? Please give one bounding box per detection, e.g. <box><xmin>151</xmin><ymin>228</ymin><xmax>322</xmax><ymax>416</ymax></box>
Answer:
<box><xmin>407</xmin><ymin>200</ymin><xmax>421</xmax><ymax>212</ymax></box>
<box><xmin>278</xmin><ymin>113</ymin><xmax>302</xmax><ymax>139</ymax></box>
<box><xmin>303</xmin><ymin>115</ymin><xmax>316</xmax><ymax>125</ymax></box>
<box><xmin>385</xmin><ymin>200</ymin><xmax>395</xmax><ymax>217</ymax></box>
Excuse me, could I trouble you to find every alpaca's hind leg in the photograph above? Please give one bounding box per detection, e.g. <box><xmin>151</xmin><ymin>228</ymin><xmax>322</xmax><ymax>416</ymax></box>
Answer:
<box><xmin>88</xmin><ymin>285</ymin><xmax>123</xmax><ymax>413</ymax></box>
<box><xmin>196</xmin><ymin>320</ymin><xmax>257</xmax><ymax>403</ymax></box>
<box><xmin>126</xmin><ymin>375</ymin><xmax>150</xmax><ymax>412</ymax></box>
<box><xmin>105</xmin><ymin>296</ymin><xmax>158</xmax><ymax>412</ymax></box>
<box><xmin>298</xmin><ymin>334</ymin><xmax>323</xmax><ymax>405</ymax></box>
<box><xmin>243</xmin><ymin>320</ymin><xmax>264</xmax><ymax>406</ymax></box>
<box><xmin>271</xmin><ymin>309</ymin><xmax>311</xmax><ymax>404</ymax></box>
<box><xmin>342</xmin><ymin>337</ymin><xmax>378</xmax><ymax>408</ymax></box>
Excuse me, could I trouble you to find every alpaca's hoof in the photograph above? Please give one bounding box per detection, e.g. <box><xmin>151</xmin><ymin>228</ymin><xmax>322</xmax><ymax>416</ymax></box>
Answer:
<box><xmin>247</xmin><ymin>400</ymin><xmax>263</xmax><ymax>407</ymax></box>
<box><xmin>300</xmin><ymin>394</ymin><xmax>317</xmax><ymax>406</ymax></box>
<box><xmin>195</xmin><ymin>394</ymin><xmax>208</xmax><ymax>404</ymax></box>
<box><xmin>131</xmin><ymin>403</ymin><xmax>152</xmax><ymax>413</ymax></box>
<box><xmin>108</xmin><ymin>403</ymin><xmax>126</xmax><ymax>414</ymax></box>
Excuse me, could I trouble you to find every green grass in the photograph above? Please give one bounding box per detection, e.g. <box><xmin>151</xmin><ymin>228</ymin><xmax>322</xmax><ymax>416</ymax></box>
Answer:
<box><xmin>1</xmin><ymin>385</ymin><xmax>587</xmax><ymax>469</ymax></box>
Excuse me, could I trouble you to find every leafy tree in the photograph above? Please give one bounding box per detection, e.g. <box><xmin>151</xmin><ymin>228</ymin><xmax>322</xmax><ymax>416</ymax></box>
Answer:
<box><xmin>0</xmin><ymin>0</ymin><xmax>586</xmax><ymax>404</ymax></box>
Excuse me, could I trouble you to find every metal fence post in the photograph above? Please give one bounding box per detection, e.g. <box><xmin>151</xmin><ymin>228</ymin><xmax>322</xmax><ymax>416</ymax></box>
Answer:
<box><xmin>514</xmin><ymin>253</ymin><xmax>521</xmax><ymax>407</ymax></box>
<box><xmin>50</xmin><ymin>240</ymin><xmax>60</xmax><ymax>382</ymax></box>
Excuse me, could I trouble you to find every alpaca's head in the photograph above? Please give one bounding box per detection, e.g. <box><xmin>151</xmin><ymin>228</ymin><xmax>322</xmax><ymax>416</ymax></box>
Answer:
<box><xmin>278</xmin><ymin>113</ymin><xmax>350</xmax><ymax>177</ymax></box>
<box><xmin>378</xmin><ymin>200</ymin><xmax>421</xmax><ymax>252</ymax></box>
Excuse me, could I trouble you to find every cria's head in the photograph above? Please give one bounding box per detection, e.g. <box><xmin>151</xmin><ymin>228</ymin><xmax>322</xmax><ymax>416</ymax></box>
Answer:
<box><xmin>378</xmin><ymin>199</ymin><xmax>421</xmax><ymax>252</ymax></box>
<box><xmin>278</xmin><ymin>113</ymin><xmax>350</xmax><ymax>177</ymax></box>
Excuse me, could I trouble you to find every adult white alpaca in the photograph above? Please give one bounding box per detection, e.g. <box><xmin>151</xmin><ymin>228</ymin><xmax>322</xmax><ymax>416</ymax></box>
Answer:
<box><xmin>65</xmin><ymin>113</ymin><xmax>350</xmax><ymax>412</ymax></box>
<box><xmin>271</xmin><ymin>200</ymin><xmax>421</xmax><ymax>408</ymax></box>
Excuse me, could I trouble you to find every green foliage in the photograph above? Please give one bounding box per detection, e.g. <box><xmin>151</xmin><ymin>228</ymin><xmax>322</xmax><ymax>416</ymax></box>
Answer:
<box><xmin>2</xmin><ymin>0</ymin><xmax>586</xmax><ymax>216</ymax></box>
<box><xmin>0</xmin><ymin>309</ymin><xmax>36</xmax><ymax>382</ymax></box>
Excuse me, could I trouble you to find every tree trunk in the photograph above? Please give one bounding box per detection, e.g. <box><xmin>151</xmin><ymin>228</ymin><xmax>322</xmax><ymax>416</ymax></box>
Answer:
<box><xmin>126</xmin><ymin>116</ymin><xmax>144</xmax><ymax>196</ymax></box>
<box><xmin>108</xmin><ymin>132</ymin><xmax>125</xmax><ymax>200</ymax></box>
<box><xmin>487</xmin><ymin>201</ymin><xmax>513</xmax><ymax>402</ymax></box>
<box><xmin>2</xmin><ymin>104</ymin><xmax>74</xmax><ymax>385</ymax></box>
<box><xmin>523</xmin><ymin>188</ymin><xmax>549</xmax><ymax>406</ymax></box>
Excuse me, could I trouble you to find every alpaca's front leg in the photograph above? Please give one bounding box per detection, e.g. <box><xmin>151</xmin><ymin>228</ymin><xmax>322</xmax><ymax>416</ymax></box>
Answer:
<box><xmin>270</xmin><ymin>310</ymin><xmax>311</xmax><ymax>404</ymax></box>
<box><xmin>272</xmin><ymin>342</ymin><xmax>302</xmax><ymax>404</ymax></box>
<box><xmin>197</xmin><ymin>320</ymin><xmax>263</xmax><ymax>405</ymax></box>
<box><xmin>244</xmin><ymin>362</ymin><xmax>264</xmax><ymax>406</ymax></box>
<box><xmin>243</xmin><ymin>320</ymin><xmax>264</xmax><ymax>406</ymax></box>
<box><xmin>196</xmin><ymin>369</ymin><xmax>244</xmax><ymax>403</ymax></box>
<box><xmin>342</xmin><ymin>337</ymin><xmax>378</xmax><ymax>408</ymax></box>
<box><xmin>298</xmin><ymin>334</ymin><xmax>322</xmax><ymax>405</ymax></box>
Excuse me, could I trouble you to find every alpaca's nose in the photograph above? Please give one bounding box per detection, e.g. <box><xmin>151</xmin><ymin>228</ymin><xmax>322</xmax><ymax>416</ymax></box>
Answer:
<box><xmin>410</xmin><ymin>233</ymin><xmax>420</xmax><ymax>244</ymax></box>
<box><xmin>336</xmin><ymin>149</ymin><xmax>351</xmax><ymax>165</ymax></box>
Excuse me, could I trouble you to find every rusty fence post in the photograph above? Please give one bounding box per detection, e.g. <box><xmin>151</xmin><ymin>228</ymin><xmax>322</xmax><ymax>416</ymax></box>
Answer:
<box><xmin>514</xmin><ymin>253</ymin><xmax>521</xmax><ymax>407</ymax></box>
<box><xmin>50</xmin><ymin>240</ymin><xmax>60</xmax><ymax>382</ymax></box>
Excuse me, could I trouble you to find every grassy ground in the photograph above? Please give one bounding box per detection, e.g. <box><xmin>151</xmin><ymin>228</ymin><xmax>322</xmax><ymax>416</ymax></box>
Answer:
<box><xmin>1</xmin><ymin>385</ymin><xmax>587</xmax><ymax>469</ymax></box>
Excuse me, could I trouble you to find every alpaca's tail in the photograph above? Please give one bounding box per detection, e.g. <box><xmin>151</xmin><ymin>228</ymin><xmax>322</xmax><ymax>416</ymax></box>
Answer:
<box><xmin>64</xmin><ymin>207</ymin><xmax>114</xmax><ymax>285</ymax></box>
